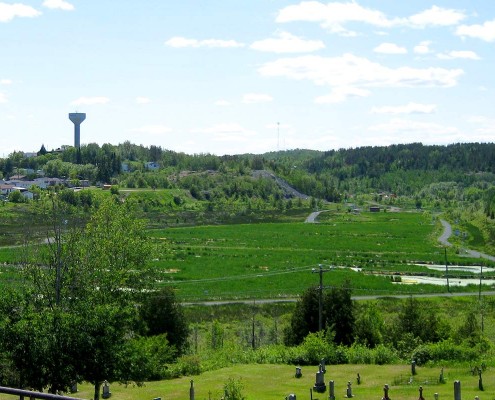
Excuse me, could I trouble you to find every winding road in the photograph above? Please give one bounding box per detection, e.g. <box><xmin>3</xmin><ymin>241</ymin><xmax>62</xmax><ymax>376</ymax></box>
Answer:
<box><xmin>439</xmin><ymin>219</ymin><xmax>495</xmax><ymax>262</ymax></box>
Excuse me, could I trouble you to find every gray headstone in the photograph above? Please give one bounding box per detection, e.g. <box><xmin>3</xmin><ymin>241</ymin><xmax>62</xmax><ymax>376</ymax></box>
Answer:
<box><xmin>328</xmin><ymin>380</ymin><xmax>335</xmax><ymax>400</ymax></box>
<box><xmin>287</xmin><ymin>395</ymin><xmax>296</xmax><ymax>400</ymax></box>
<box><xmin>346</xmin><ymin>381</ymin><xmax>353</xmax><ymax>398</ymax></box>
<box><xmin>454</xmin><ymin>380</ymin><xmax>461</xmax><ymax>400</ymax></box>
<box><xmin>190</xmin><ymin>379</ymin><xmax>195</xmax><ymax>400</ymax></box>
<box><xmin>314</xmin><ymin>370</ymin><xmax>326</xmax><ymax>393</ymax></box>
<box><xmin>295</xmin><ymin>367</ymin><xmax>302</xmax><ymax>378</ymax></box>
<box><xmin>382</xmin><ymin>384</ymin><xmax>390</xmax><ymax>400</ymax></box>
<box><xmin>102</xmin><ymin>381</ymin><xmax>111</xmax><ymax>399</ymax></box>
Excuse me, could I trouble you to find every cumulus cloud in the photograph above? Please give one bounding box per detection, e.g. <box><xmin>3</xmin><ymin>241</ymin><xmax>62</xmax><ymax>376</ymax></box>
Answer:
<box><xmin>0</xmin><ymin>79</ymin><xmax>12</xmax><ymax>85</ymax></box>
<box><xmin>407</xmin><ymin>6</ymin><xmax>465</xmax><ymax>28</ymax></box>
<box><xmin>373</xmin><ymin>42</ymin><xmax>407</xmax><ymax>54</ymax></box>
<box><xmin>0</xmin><ymin>2</ymin><xmax>41</xmax><ymax>22</ymax></box>
<box><xmin>414</xmin><ymin>40</ymin><xmax>433</xmax><ymax>54</ymax></box>
<box><xmin>368</xmin><ymin>118</ymin><xmax>461</xmax><ymax>144</ymax></box>
<box><xmin>70</xmin><ymin>96</ymin><xmax>110</xmax><ymax>106</ymax></box>
<box><xmin>315</xmin><ymin>87</ymin><xmax>370</xmax><ymax>104</ymax></box>
<box><xmin>136</xmin><ymin>96</ymin><xmax>151</xmax><ymax>104</ymax></box>
<box><xmin>42</xmin><ymin>0</ymin><xmax>74</xmax><ymax>11</ymax></box>
<box><xmin>165</xmin><ymin>36</ymin><xmax>244</xmax><ymax>48</ymax></box>
<box><xmin>371</xmin><ymin>102</ymin><xmax>437</xmax><ymax>115</ymax></box>
<box><xmin>0</xmin><ymin>92</ymin><xmax>7</xmax><ymax>103</ymax></box>
<box><xmin>275</xmin><ymin>2</ymin><xmax>465</xmax><ymax>35</ymax></box>
<box><xmin>133</xmin><ymin>125</ymin><xmax>172</xmax><ymax>135</ymax></box>
<box><xmin>456</xmin><ymin>19</ymin><xmax>495</xmax><ymax>42</ymax></box>
<box><xmin>437</xmin><ymin>50</ymin><xmax>481</xmax><ymax>60</ymax></box>
<box><xmin>242</xmin><ymin>93</ymin><xmax>273</xmax><ymax>104</ymax></box>
<box><xmin>258</xmin><ymin>54</ymin><xmax>463</xmax><ymax>91</ymax></box>
<box><xmin>276</xmin><ymin>1</ymin><xmax>398</xmax><ymax>36</ymax></box>
<box><xmin>250</xmin><ymin>31</ymin><xmax>325</xmax><ymax>53</ymax></box>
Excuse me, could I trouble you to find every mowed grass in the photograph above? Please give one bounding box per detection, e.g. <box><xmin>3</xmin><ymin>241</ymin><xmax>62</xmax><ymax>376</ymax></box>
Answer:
<box><xmin>47</xmin><ymin>364</ymin><xmax>490</xmax><ymax>400</ymax></box>
<box><xmin>150</xmin><ymin>212</ymin><xmax>490</xmax><ymax>301</ymax></box>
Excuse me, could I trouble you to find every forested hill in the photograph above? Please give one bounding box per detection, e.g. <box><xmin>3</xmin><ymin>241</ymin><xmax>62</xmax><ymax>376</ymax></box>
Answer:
<box><xmin>2</xmin><ymin>141</ymin><xmax>495</xmax><ymax>202</ymax></box>
<box><xmin>302</xmin><ymin>143</ymin><xmax>495</xmax><ymax>175</ymax></box>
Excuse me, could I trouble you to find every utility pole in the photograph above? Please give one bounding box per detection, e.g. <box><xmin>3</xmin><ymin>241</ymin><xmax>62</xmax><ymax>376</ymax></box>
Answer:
<box><xmin>312</xmin><ymin>264</ymin><xmax>333</xmax><ymax>331</ymax></box>
<box><xmin>444</xmin><ymin>248</ymin><xmax>450</xmax><ymax>293</ymax></box>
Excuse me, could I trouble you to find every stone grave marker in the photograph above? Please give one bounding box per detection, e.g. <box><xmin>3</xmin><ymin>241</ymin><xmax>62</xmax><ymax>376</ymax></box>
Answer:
<box><xmin>314</xmin><ymin>369</ymin><xmax>326</xmax><ymax>393</ymax></box>
<box><xmin>328</xmin><ymin>380</ymin><xmax>335</xmax><ymax>400</ymax></box>
<box><xmin>102</xmin><ymin>381</ymin><xmax>111</xmax><ymax>399</ymax></box>
<box><xmin>345</xmin><ymin>381</ymin><xmax>353</xmax><ymax>398</ymax></box>
<box><xmin>382</xmin><ymin>384</ymin><xmax>391</xmax><ymax>400</ymax></box>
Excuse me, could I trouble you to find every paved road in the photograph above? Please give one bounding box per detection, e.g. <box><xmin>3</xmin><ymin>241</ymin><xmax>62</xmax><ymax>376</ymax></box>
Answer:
<box><xmin>439</xmin><ymin>219</ymin><xmax>495</xmax><ymax>261</ymax></box>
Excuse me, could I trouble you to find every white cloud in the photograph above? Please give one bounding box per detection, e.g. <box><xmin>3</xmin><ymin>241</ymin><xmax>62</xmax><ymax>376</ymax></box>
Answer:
<box><xmin>456</xmin><ymin>19</ymin><xmax>495</xmax><ymax>42</ymax></box>
<box><xmin>315</xmin><ymin>87</ymin><xmax>370</xmax><ymax>104</ymax></box>
<box><xmin>242</xmin><ymin>93</ymin><xmax>273</xmax><ymax>104</ymax></box>
<box><xmin>70</xmin><ymin>96</ymin><xmax>110</xmax><ymax>106</ymax></box>
<box><xmin>258</xmin><ymin>54</ymin><xmax>463</xmax><ymax>90</ymax></box>
<box><xmin>407</xmin><ymin>6</ymin><xmax>465</xmax><ymax>28</ymax></box>
<box><xmin>373</xmin><ymin>42</ymin><xmax>407</xmax><ymax>54</ymax></box>
<box><xmin>467</xmin><ymin>115</ymin><xmax>495</xmax><ymax>135</ymax></box>
<box><xmin>371</xmin><ymin>102</ymin><xmax>437</xmax><ymax>115</ymax></box>
<box><xmin>368</xmin><ymin>118</ymin><xmax>461</xmax><ymax>144</ymax></box>
<box><xmin>136</xmin><ymin>96</ymin><xmax>151</xmax><ymax>104</ymax></box>
<box><xmin>165</xmin><ymin>36</ymin><xmax>244</xmax><ymax>48</ymax></box>
<box><xmin>0</xmin><ymin>79</ymin><xmax>12</xmax><ymax>85</ymax></box>
<box><xmin>276</xmin><ymin>1</ymin><xmax>398</xmax><ymax>36</ymax></box>
<box><xmin>214</xmin><ymin>99</ymin><xmax>231</xmax><ymax>106</ymax></box>
<box><xmin>437</xmin><ymin>50</ymin><xmax>481</xmax><ymax>60</ymax></box>
<box><xmin>133</xmin><ymin>125</ymin><xmax>172</xmax><ymax>135</ymax></box>
<box><xmin>414</xmin><ymin>40</ymin><xmax>433</xmax><ymax>54</ymax></box>
<box><xmin>0</xmin><ymin>2</ymin><xmax>41</xmax><ymax>22</ymax></box>
<box><xmin>250</xmin><ymin>31</ymin><xmax>325</xmax><ymax>53</ymax></box>
<box><xmin>276</xmin><ymin>3</ymin><xmax>466</xmax><ymax>35</ymax></box>
<box><xmin>0</xmin><ymin>92</ymin><xmax>7</xmax><ymax>103</ymax></box>
<box><xmin>42</xmin><ymin>0</ymin><xmax>74</xmax><ymax>11</ymax></box>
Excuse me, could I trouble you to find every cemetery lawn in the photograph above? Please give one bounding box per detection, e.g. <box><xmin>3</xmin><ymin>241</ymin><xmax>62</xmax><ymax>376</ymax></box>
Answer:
<box><xmin>61</xmin><ymin>364</ymin><xmax>488</xmax><ymax>400</ymax></box>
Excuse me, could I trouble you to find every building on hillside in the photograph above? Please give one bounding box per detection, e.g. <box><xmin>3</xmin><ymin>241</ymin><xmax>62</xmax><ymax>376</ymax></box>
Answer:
<box><xmin>369</xmin><ymin>206</ymin><xmax>381</xmax><ymax>212</ymax></box>
<box><xmin>145</xmin><ymin>162</ymin><xmax>160</xmax><ymax>171</ymax></box>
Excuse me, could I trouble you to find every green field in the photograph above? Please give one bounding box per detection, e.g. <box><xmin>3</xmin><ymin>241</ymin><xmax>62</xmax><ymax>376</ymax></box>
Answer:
<box><xmin>149</xmin><ymin>211</ymin><xmax>494</xmax><ymax>301</ymax></box>
<box><xmin>1</xmin><ymin>209</ymin><xmax>493</xmax><ymax>300</ymax></box>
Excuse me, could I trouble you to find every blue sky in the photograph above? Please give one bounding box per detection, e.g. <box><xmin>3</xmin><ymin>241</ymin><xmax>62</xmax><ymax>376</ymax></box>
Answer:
<box><xmin>1</xmin><ymin>0</ymin><xmax>494</xmax><ymax>156</ymax></box>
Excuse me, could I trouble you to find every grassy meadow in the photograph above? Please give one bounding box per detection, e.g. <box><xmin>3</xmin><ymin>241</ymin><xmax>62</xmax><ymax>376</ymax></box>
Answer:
<box><xmin>149</xmin><ymin>210</ymin><xmax>494</xmax><ymax>301</ymax></box>
<box><xmin>45</xmin><ymin>364</ymin><xmax>491</xmax><ymax>400</ymax></box>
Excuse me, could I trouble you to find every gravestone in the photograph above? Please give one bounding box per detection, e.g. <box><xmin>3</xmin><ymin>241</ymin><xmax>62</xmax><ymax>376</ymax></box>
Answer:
<box><xmin>418</xmin><ymin>386</ymin><xmax>425</xmax><ymax>400</ymax></box>
<box><xmin>190</xmin><ymin>379</ymin><xmax>195</xmax><ymax>400</ymax></box>
<box><xmin>328</xmin><ymin>380</ymin><xmax>335</xmax><ymax>400</ymax></box>
<box><xmin>314</xmin><ymin>370</ymin><xmax>326</xmax><ymax>393</ymax></box>
<box><xmin>70</xmin><ymin>383</ymin><xmax>77</xmax><ymax>393</ymax></box>
<box><xmin>320</xmin><ymin>358</ymin><xmax>326</xmax><ymax>374</ymax></box>
<box><xmin>478</xmin><ymin>369</ymin><xmax>483</xmax><ymax>391</ymax></box>
<box><xmin>295</xmin><ymin>367</ymin><xmax>302</xmax><ymax>378</ymax></box>
<box><xmin>454</xmin><ymin>380</ymin><xmax>461</xmax><ymax>400</ymax></box>
<box><xmin>357</xmin><ymin>373</ymin><xmax>361</xmax><ymax>385</ymax></box>
<box><xmin>345</xmin><ymin>381</ymin><xmax>353</xmax><ymax>398</ymax></box>
<box><xmin>411</xmin><ymin>360</ymin><xmax>416</xmax><ymax>376</ymax></box>
<box><xmin>382</xmin><ymin>384</ymin><xmax>391</xmax><ymax>400</ymax></box>
<box><xmin>434</xmin><ymin>393</ymin><xmax>438</xmax><ymax>400</ymax></box>
<box><xmin>102</xmin><ymin>381</ymin><xmax>111</xmax><ymax>399</ymax></box>
<box><xmin>439</xmin><ymin>368</ymin><xmax>445</xmax><ymax>384</ymax></box>
<box><xmin>286</xmin><ymin>394</ymin><xmax>296</xmax><ymax>400</ymax></box>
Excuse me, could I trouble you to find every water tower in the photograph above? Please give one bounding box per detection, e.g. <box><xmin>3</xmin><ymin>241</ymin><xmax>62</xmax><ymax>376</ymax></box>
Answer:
<box><xmin>68</xmin><ymin>112</ymin><xmax>86</xmax><ymax>149</ymax></box>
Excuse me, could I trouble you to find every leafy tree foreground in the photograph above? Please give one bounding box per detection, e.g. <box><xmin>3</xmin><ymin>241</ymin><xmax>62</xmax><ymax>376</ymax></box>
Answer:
<box><xmin>0</xmin><ymin>197</ymin><xmax>185</xmax><ymax>399</ymax></box>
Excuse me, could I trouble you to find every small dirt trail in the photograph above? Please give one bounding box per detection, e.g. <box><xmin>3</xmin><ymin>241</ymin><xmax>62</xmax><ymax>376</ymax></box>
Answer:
<box><xmin>305</xmin><ymin>210</ymin><xmax>329</xmax><ymax>223</ymax></box>
<box><xmin>439</xmin><ymin>219</ymin><xmax>495</xmax><ymax>262</ymax></box>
